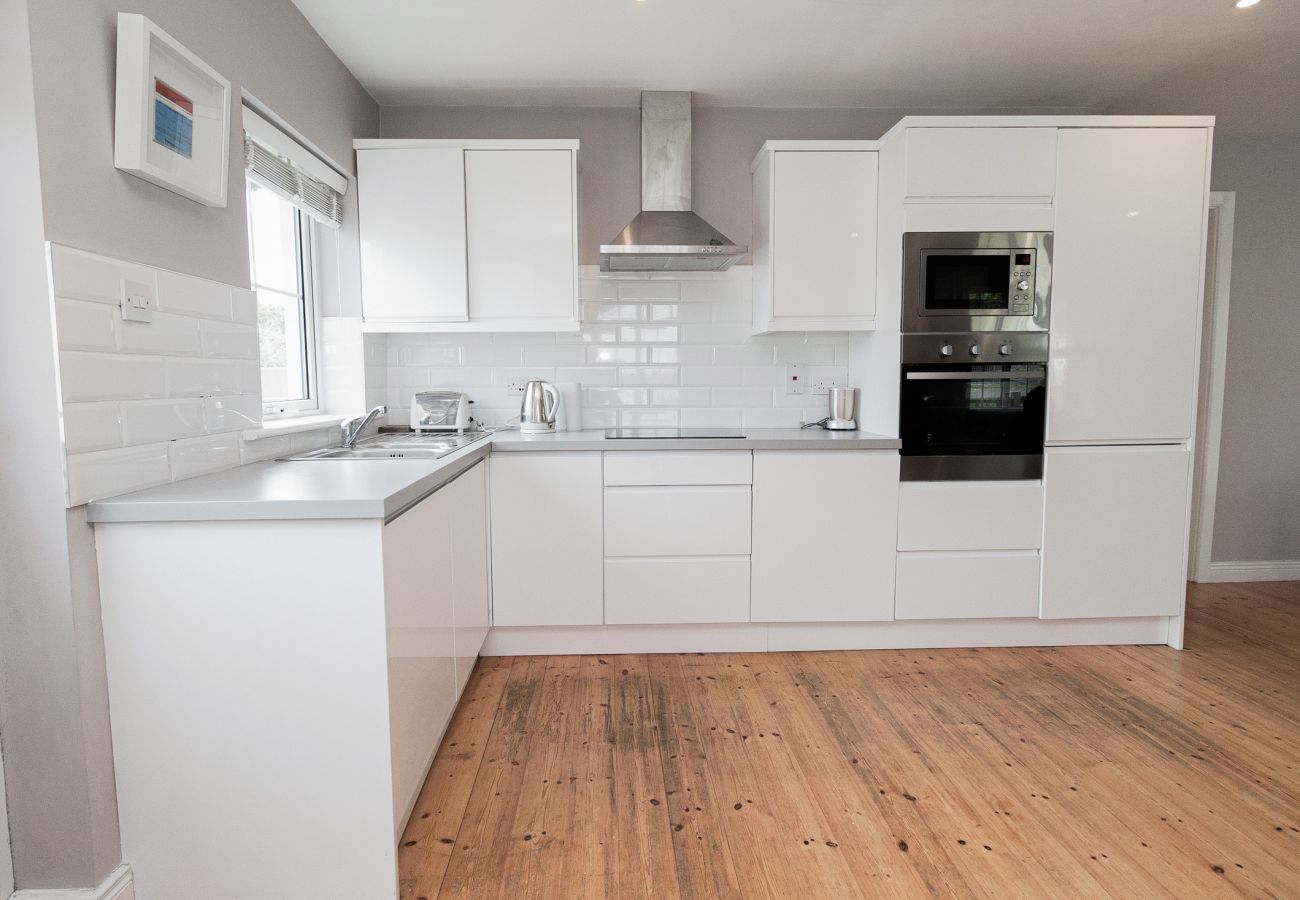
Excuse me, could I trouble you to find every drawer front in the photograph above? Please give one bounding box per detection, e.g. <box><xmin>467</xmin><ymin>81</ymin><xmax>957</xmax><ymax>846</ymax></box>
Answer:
<box><xmin>603</xmin><ymin>451</ymin><xmax>752</xmax><ymax>486</ymax></box>
<box><xmin>605</xmin><ymin>486</ymin><xmax>751</xmax><ymax>557</ymax></box>
<box><xmin>605</xmin><ymin>557</ymin><xmax>751</xmax><ymax>624</ymax></box>
<box><xmin>897</xmin><ymin>481</ymin><xmax>1044</xmax><ymax>551</ymax></box>
<box><xmin>895</xmin><ymin>551</ymin><xmax>1040</xmax><ymax>620</ymax></box>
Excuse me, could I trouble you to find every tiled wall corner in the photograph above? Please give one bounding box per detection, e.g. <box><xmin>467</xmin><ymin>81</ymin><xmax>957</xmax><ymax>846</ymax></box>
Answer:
<box><xmin>374</xmin><ymin>266</ymin><xmax>849</xmax><ymax>429</ymax></box>
<box><xmin>49</xmin><ymin>244</ymin><xmax>270</xmax><ymax>505</ymax></box>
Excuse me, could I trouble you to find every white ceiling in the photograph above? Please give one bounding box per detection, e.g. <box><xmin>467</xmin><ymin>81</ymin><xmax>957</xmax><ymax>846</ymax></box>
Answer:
<box><xmin>293</xmin><ymin>0</ymin><xmax>1300</xmax><ymax>127</ymax></box>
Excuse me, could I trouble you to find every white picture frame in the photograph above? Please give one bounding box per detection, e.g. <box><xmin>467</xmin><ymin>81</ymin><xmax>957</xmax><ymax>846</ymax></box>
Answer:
<box><xmin>114</xmin><ymin>13</ymin><xmax>231</xmax><ymax>207</ymax></box>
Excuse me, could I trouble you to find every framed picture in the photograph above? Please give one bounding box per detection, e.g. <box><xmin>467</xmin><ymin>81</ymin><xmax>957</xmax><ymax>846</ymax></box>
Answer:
<box><xmin>114</xmin><ymin>13</ymin><xmax>231</xmax><ymax>207</ymax></box>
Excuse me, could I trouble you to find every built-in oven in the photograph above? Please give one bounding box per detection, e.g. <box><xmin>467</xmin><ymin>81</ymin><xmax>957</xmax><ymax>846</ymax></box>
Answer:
<box><xmin>899</xmin><ymin>333</ymin><xmax>1048</xmax><ymax>481</ymax></box>
<box><xmin>903</xmin><ymin>231</ymin><xmax>1052</xmax><ymax>333</ymax></box>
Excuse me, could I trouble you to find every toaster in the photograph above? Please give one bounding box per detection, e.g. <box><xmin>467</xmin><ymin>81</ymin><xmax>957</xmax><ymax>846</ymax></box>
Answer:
<box><xmin>410</xmin><ymin>391</ymin><xmax>471</xmax><ymax>432</ymax></box>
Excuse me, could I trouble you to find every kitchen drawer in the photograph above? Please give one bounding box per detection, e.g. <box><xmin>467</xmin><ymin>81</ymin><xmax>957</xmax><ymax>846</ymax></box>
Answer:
<box><xmin>605</xmin><ymin>557</ymin><xmax>751</xmax><ymax>624</ymax></box>
<box><xmin>897</xmin><ymin>481</ymin><xmax>1043</xmax><ymax>551</ymax></box>
<box><xmin>604</xmin><ymin>486</ymin><xmax>751</xmax><ymax>557</ymax></box>
<box><xmin>895</xmin><ymin>551</ymin><xmax>1040</xmax><ymax>620</ymax></box>
<box><xmin>603</xmin><ymin>451</ymin><xmax>752</xmax><ymax>486</ymax></box>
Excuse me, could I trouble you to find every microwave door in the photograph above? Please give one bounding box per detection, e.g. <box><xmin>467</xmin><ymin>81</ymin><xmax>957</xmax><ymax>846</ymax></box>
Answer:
<box><xmin>921</xmin><ymin>250</ymin><xmax>1013</xmax><ymax>315</ymax></box>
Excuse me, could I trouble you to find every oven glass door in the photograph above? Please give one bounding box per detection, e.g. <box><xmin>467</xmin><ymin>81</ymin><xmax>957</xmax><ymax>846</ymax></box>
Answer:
<box><xmin>921</xmin><ymin>250</ymin><xmax>1013</xmax><ymax>314</ymax></box>
<box><xmin>900</xmin><ymin>364</ymin><xmax>1047</xmax><ymax>479</ymax></box>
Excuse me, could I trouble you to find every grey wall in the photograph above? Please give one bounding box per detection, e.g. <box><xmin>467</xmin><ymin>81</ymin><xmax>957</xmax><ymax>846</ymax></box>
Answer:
<box><xmin>4</xmin><ymin>0</ymin><xmax>379</xmax><ymax>890</ymax></box>
<box><xmin>26</xmin><ymin>0</ymin><xmax>378</xmax><ymax>287</ymax></box>
<box><xmin>378</xmin><ymin>104</ymin><xmax>1085</xmax><ymax>265</ymax></box>
<box><xmin>1207</xmin><ymin>135</ymin><xmax>1300</xmax><ymax>562</ymax></box>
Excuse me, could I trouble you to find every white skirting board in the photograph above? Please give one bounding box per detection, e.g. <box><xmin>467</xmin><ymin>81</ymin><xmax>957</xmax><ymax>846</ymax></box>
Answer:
<box><xmin>1198</xmin><ymin>560</ymin><xmax>1300</xmax><ymax>583</ymax></box>
<box><xmin>482</xmin><ymin>616</ymin><xmax>1173</xmax><ymax>656</ymax></box>
<box><xmin>12</xmin><ymin>865</ymin><xmax>133</xmax><ymax>900</ymax></box>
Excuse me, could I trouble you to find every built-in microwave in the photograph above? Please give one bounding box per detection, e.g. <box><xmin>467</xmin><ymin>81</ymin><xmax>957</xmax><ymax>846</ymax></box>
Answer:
<box><xmin>903</xmin><ymin>231</ymin><xmax>1052</xmax><ymax>333</ymax></box>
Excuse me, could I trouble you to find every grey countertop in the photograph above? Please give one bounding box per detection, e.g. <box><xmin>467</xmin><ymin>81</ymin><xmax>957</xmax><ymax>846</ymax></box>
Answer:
<box><xmin>86</xmin><ymin>428</ymin><xmax>900</xmax><ymax>524</ymax></box>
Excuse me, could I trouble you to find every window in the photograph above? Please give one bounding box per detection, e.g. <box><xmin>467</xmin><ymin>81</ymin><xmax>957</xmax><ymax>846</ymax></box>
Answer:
<box><xmin>246</xmin><ymin>180</ymin><xmax>317</xmax><ymax>414</ymax></box>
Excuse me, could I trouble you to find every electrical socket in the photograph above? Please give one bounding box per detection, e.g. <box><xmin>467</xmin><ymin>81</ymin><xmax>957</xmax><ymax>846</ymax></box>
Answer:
<box><xmin>810</xmin><ymin>377</ymin><xmax>842</xmax><ymax>396</ymax></box>
<box><xmin>506</xmin><ymin>381</ymin><xmax>528</xmax><ymax>395</ymax></box>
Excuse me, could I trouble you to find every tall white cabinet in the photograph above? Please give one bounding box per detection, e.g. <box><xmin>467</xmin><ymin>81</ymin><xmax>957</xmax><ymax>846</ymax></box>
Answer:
<box><xmin>751</xmin><ymin>142</ymin><xmax>879</xmax><ymax>332</ymax></box>
<box><xmin>1047</xmin><ymin>128</ymin><xmax>1211</xmax><ymax>444</ymax></box>
<box><xmin>355</xmin><ymin>140</ymin><xmax>580</xmax><ymax>332</ymax></box>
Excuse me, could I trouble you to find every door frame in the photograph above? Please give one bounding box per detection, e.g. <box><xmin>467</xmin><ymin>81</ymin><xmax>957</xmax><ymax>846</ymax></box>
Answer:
<box><xmin>1187</xmin><ymin>191</ymin><xmax>1235</xmax><ymax>583</ymax></box>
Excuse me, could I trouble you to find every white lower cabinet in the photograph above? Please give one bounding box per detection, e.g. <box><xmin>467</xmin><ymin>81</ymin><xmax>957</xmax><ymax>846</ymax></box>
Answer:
<box><xmin>604</xmin><ymin>486</ymin><xmax>751</xmax><ymax>557</ymax></box>
<box><xmin>490</xmin><ymin>452</ymin><xmax>603</xmax><ymax>626</ymax></box>
<box><xmin>605</xmin><ymin>557</ymin><xmax>751</xmax><ymax>625</ymax></box>
<box><xmin>448</xmin><ymin>461</ymin><xmax>490</xmax><ymax>693</ymax></box>
<box><xmin>751</xmin><ymin>451</ymin><xmax>899</xmax><ymax>622</ymax></box>
<box><xmin>896</xmin><ymin>551</ymin><xmax>1041</xmax><ymax>620</ymax></box>
<box><xmin>1041</xmin><ymin>446</ymin><xmax>1192</xmax><ymax>619</ymax></box>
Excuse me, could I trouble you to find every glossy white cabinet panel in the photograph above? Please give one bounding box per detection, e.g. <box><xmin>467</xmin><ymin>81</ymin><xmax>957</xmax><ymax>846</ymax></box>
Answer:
<box><xmin>490</xmin><ymin>452</ymin><xmax>603</xmax><ymax>626</ymax></box>
<box><xmin>904</xmin><ymin>127</ymin><xmax>1058</xmax><ymax>199</ymax></box>
<box><xmin>449</xmin><ymin>461</ymin><xmax>490</xmax><ymax>694</ymax></box>
<box><xmin>604</xmin><ymin>486</ymin><xmax>751</xmax><ymax>557</ymax></box>
<box><xmin>1041</xmin><ymin>446</ymin><xmax>1191</xmax><ymax>619</ymax></box>
<box><xmin>465</xmin><ymin>150</ymin><xmax>577</xmax><ymax>326</ymax></box>
<box><xmin>605</xmin><ymin>557</ymin><xmax>751</xmax><ymax>624</ymax></box>
<box><xmin>751</xmin><ymin>451</ymin><xmax>899</xmax><ymax>622</ymax></box>
<box><xmin>752</xmin><ymin>144</ymin><xmax>879</xmax><ymax>332</ymax></box>
<box><xmin>603</xmin><ymin>450</ymin><xmax>752</xmax><ymax>486</ymax></box>
<box><xmin>383</xmin><ymin>486</ymin><xmax>457</xmax><ymax>834</ymax></box>
<box><xmin>1047</xmin><ymin>128</ymin><xmax>1210</xmax><ymax>443</ymax></box>
<box><xmin>896</xmin><ymin>551</ymin><xmax>1041</xmax><ymax>620</ymax></box>
<box><xmin>897</xmin><ymin>481</ymin><xmax>1044</xmax><ymax>551</ymax></box>
<box><xmin>358</xmin><ymin>148</ymin><xmax>468</xmax><ymax>323</ymax></box>
<box><xmin>771</xmin><ymin>151</ymin><xmax>878</xmax><ymax>324</ymax></box>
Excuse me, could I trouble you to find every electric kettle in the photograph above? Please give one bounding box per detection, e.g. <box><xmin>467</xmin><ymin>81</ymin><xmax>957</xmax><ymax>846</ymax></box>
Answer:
<box><xmin>519</xmin><ymin>380</ymin><xmax>559</xmax><ymax>434</ymax></box>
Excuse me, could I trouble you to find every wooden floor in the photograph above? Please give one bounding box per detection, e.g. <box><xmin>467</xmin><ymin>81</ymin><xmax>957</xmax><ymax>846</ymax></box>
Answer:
<box><xmin>398</xmin><ymin>582</ymin><xmax>1300</xmax><ymax>899</ymax></box>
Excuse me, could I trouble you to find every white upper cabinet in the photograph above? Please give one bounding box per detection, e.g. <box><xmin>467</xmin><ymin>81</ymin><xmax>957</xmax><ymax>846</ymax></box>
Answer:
<box><xmin>1041</xmin><ymin>446</ymin><xmax>1191</xmax><ymax>619</ymax></box>
<box><xmin>355</xmin><ymin>140</ymin><xmax>579</xmax><ymax>332</ymax></box>
<box><xmin>904</xmin><ymin>127</ymin><xmax>1058</xmax><ymax>200</ymax></box>
<box><xmin>357</xmin><ymin>148</ymin><xmax>468</xmax><ymax>323</ymax></box>
<box><xmin>465</xmin><ymin>149</ymin><xmax>578</xmax><ymax>327</ymax></box>
<box><xmin>752</xmin><ymin>143</ymin><xmax>879</xmax><ymax>332</ymax></box>
<box><xmin>1047</xmin><ymin>128</ymin><xmax>1210</xmax><ymax>444</ymax></box>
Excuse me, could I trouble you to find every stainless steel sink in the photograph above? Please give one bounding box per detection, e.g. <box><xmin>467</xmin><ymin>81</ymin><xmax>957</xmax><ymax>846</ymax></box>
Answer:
<box><xmin>286</xmin><ymin>431</ymin><xmax>489</xmax><ymax>460</ymax></box>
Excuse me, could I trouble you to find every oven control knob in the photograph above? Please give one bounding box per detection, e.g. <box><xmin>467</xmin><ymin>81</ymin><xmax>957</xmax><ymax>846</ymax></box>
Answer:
<box><xmin>1017</xmin><ymin>280</ymin><xmax>1030</xmax><ymax>291</ymax></box>
<box><xmin>940</xmin><ymin>344</ymin><xmax>954</xmax><ymax>357</ymax></box>
<box><xmin>968</xmin><ymin>344</ymin><xmax>983</xmax><ymax>357</ymax></box>
<box><xmin>999</xmin><ymin>342</ymin><xmax>1013</xmax><ymax>356</ymax></box>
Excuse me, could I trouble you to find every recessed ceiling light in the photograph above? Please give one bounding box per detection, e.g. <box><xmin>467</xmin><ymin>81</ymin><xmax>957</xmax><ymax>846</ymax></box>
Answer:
<box><xmin>1234</xmin><ymin>0</ymin><xmax>1261</xmax><ymax>8</ymax></box>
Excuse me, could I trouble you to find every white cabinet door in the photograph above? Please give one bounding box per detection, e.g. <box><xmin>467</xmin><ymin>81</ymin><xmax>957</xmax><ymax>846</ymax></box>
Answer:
<box><xmin>897</xmin><ymin>482</ymin><xmax>1044</xmax><ymax>551</ymax></box>
<box><xmin>904</xmin><ymin>127</ymin><xmax>1058</xmax><ymax>199</ymax></box>
<box><xmin>357</xmin><ymin>148</ymin><xmax>468</xmax><ymax>322</ymax></box>
<box><xmin>895</xmin><ymin>551</ymin><xmax>1041</xmax><ymax>620</ymax></box>
<box><xmin>771</xmin><ymin>151</ymin><xmax>878</xmax><ymax>324</ymax></box>
<box><xmin>1047</xmin><ymin>128</ymin><xmax>1210</xmax><ymax>443</ymax></box>
<box><xmin>382</xmin><ymin>487</ymin><xmax>457</xmax><ymax>832</ymax></box>
<box><xmin>751</xmin><ymin>451</ymin><xmax>899</xmax><ymax>622</ymax></box>
<box><xmin>1041</xmin><ymin>446</ymin><xmax>1191</xmax><ymax>619</ymax></box>
<box><xmin>605</xmin><ymin>558</ymin><xmax>751</xmax><ymax>625</ymax></box>
<box><xmin>465</xmin><ymin>150</ymin><xmax>576</xmax><ymax>326</ymax></box>
<box><xmin>604</xmin><ymin>486</ymin><xmax>751</xmax><ymax>557</ymax></box>
<box><xmin>449</xmin><ymin>461</ymin><xmax>490</xmax><ymax>694</ymax></box>
<box><xmin>489</xmin><ymin>452</ymin><xmax>603</xmax><ymax>626</ymax></box>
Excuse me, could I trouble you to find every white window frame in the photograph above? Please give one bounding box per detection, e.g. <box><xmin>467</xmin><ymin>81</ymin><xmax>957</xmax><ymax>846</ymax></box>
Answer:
<box><xmin>247</xmin><ymin>181</ymin><xmax>321</xmax><ymax>418</ymax></box>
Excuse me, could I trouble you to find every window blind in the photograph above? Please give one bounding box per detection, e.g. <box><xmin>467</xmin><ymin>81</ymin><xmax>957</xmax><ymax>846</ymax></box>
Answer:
<box><xmin>242</xmin><ymin>105</ymin><xmax>347</xmax><ymax>228</ymax></box>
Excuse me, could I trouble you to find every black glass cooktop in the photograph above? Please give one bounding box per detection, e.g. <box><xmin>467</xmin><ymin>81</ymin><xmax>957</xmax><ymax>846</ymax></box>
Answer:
<box><xmin>604</xmin><ymin>428</ymin><xmax>746</xmax><ymax>439</ymax></box>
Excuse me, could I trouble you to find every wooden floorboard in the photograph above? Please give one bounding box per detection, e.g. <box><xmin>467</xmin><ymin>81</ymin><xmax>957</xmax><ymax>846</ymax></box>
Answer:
<box><xmin>400</xmin><ymin>582</ymin><xmax>1300</xmax><ymax>898</ymax></box>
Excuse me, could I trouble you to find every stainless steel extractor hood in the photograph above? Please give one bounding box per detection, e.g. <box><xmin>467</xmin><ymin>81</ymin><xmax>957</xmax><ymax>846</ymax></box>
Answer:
<box><xmin>600</xmin><ymin>92</ymin><xmax>747</xmax><ymax>272</ymax></box>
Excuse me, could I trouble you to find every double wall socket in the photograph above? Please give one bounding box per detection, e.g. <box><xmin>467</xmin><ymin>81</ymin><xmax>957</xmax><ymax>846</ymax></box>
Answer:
<box><xmin>810</xmin><ymin>377</ymin><xmax>843</xmax><ymax>396</ymax></box>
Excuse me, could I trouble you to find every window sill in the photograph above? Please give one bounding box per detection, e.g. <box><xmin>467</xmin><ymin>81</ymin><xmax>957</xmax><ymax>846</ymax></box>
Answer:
<box><xmin>243</xmin><ymin>414</ymin><xmax>346</xmax><ymax>441</ymax></box>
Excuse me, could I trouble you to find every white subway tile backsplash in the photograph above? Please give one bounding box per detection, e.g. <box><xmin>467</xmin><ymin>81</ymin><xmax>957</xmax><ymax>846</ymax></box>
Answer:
<box><xmin>231</xmin><ymin>288</ymin><xmax>257</xmax><ymax>325</ymax></box>
<box><xmin>156</xmin><ymin>270</ymin><xmax>232</xmax><ymax>319</ymax></box>
<box><xmin>62</xmin><ymin>402</ymin><xmax>123</xmax><ymax>453</ymax></box>
<box><xmin>50</xmin><ymin>245</ymin><xmax>155</xmax><ymax>305</ymax></box>
<box><xmin>60</xmin><ymin>351</ymin><xmax>167</xmax><ymax>402</ymax></box>
<box><xmin>167</xmin><ymin>359</ymin><xmax>241</xmax><ymax>397</ymax></box>
<box><xmin>56</xmin><ymin>299</ymin><xmax>117</xmax><ymax>351</ymax></box>
<box><xmin>168</xmin><ymin>433</ymin><xmax>241</xmax><ymax>481</ymax></box>
<box><xmin>200</xmin><ymin>321</ymin><xmax>259</xmax><ymax>359</ymax></box>
<box><xmin>118</xmin><ymin>314</ymin><xmax>203</xmax><ymax>356</ymax></box>
<box><xmin>66</xmin><ymin>444</ymin><xmax>170</xmax><ymax>505</ymax></box>
<box><xmin>121</xmin><ymin>399</ymin><xmax>205</xmax><ymax>445</ymax></box>
<box><xmin>375</xmin><ymin>268</ymin><xmax>848</xmax><ymax>434</ymax></box>
<box><xmin>203</xmin><ymin>395</ymin><xmax>262</xmax><ymax>432</ymax></box>
<box><xmin>400</xmin><ymin>344</ymin><xmax>464</xmax><ymax>366</ymax></box>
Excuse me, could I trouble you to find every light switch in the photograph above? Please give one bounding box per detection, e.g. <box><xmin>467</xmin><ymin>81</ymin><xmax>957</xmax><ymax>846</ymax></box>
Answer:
<box><xmin>121</xmin><ymin>279</ymin><xmax>155</xmax><ymax>323</ymax></box>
